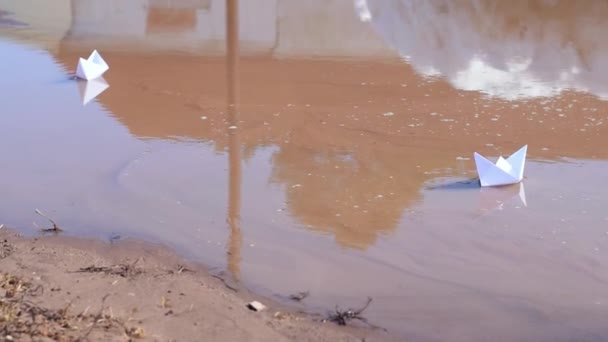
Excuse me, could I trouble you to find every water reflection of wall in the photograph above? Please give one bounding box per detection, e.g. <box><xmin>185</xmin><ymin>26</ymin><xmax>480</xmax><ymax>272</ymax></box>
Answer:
<box><xmin>358</xmin><ymin>0</ymin><xmax>608</xmax><ymax>100</ymax></box>
<box><xmin>58</xmin><ymin>0</ymin><xmax>394</xmax><ymax>58</ymax></box>
<box><xmin>0</xmin><ymin>0</ymin><xmax>71</xmax><ymax>50</ymax></box>
<box><xmin>65</xmin><ymin>0</ymin><xmax>276</xmax><ymax>54</ymax></box>
<box><xmin>273</xmin><ymin>1</ymin><xmax>392</xmax><ymax>58</ymax></box>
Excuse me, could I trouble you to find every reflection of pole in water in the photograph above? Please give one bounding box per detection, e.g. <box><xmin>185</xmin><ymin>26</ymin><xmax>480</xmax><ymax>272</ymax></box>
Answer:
<box><xmin>226</xmin><ymin>0</ymin><xmax>242</xmax><ymax>281</ymax></box>
<box><xmin>227</xmin><ymin>0</ymin><xmax>239</xmax><ymax>106</ymax></box>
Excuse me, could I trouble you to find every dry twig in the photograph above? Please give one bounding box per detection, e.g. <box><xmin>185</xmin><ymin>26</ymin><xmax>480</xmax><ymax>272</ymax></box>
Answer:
<box><xmin>211</xmin><ymin>274</ymin><xmax>238</xmax><ymax>292</ymax></box>
<box><xmin>35</xmin><ymin>209</ymin><xmax>62</xmax><ymax>233</ymax></box>
<box><xmin>326</xmin><ymin>297</ymin><xmax>373</xmax><ymax>326</ymax></box>
<box><xmin>76</xmin><ymin>259</ymin><xmax>142</xmax><ymax>278</ymax></box>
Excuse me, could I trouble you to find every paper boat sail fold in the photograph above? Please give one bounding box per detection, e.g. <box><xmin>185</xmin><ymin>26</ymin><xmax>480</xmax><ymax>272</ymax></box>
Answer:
<box><xmin>474</xmin><ymin>145</ymin><xmax>527</xmax><ymax>187</ymax></box>
<box><xmin>76</xmin><ymin>50</ymin><xmax>109</xmax><ymax>81</ymax></box>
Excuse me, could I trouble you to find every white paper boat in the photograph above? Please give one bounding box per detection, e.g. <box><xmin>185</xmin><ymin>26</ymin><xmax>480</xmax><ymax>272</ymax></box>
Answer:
<box><xmin>77</xmin><ymin>77</ymin><xmax>109</xmax><ymax>105</ymax></box>
<box><xmin>76</xmin><ymin>50</ymin><xmax>109</xmax><ymax>80</ymax></box>
<box><xmin>474</xmin><ymin>145</ymin><xmax>527</xmax><ymax>187</ymax></box>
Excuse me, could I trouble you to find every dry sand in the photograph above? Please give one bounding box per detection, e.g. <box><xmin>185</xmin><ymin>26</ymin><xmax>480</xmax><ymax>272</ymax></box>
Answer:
<box><xmin>0</xmin><ymin>227</ymin><xmax>398</xmax><ymax>341</ymax></box>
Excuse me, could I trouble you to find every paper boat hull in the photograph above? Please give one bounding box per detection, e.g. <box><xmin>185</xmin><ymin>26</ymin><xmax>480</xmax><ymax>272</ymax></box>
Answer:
<box><xmin>474</xmin><ymin>145</ymin><xmax>527</xmax><ymax>187</ymax></box>
<box><xmin>75</xmin><ymin>50</ymin><xmax>109</xmax><ymax>80</ymax></box>
<box><xmin>76</xmin><ymin>59</ymin><xmax>108</xmax><ymax>80</ymax></box>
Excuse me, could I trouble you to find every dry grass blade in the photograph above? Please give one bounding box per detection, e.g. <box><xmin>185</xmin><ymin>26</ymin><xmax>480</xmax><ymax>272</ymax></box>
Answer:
<box><xmin>78</xmin><ymin>294</ymin><xmax>110</xmax><ymax>340</ymax></box>
<box><xmin>34</xmin><ymin>209</ymin><xmax>62</xmax><ymax>232</ymax></box>
<box><xmin>0</xmin><ymin>239</ymin><xmax>13</xmax><ymax>259</ymax></box>
<box><xmin>125</xmin><ymin>326</ymin><xmax>145</xmax><ymax>339</ymax></box>
<box><xmin>2</xmin><ymin>273</ymin><xmax>143</xmax><ymax>341</ymax></box>
<box><xmin>211</xmin><ymin>274</ymin><xmax>238</xmax><ymax>292</ymax></box>
<box><xmin>177</xmin><ymin>265</ymin><xmax>193</xmax><ymax>274</ymax></box>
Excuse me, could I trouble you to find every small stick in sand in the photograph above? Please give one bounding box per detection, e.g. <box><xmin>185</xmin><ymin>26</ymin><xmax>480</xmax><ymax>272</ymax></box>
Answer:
<box><xmin>80</xmin><ymin>294</ymin><xmax>110</xmax><ymax>340</ymax></box>
<box><xmin>35</xmin><ymin>208</ymin><xmax>63</xmax><ymax>232</ymax></box>
<box><xmin>211</xmin><ymin>274</ymin><xmax>239</xmax><ymax>292</ymax></box>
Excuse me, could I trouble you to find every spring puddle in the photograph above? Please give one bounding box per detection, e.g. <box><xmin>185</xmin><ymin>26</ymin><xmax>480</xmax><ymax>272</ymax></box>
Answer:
<box><xmin>2</xmin><ymin>1</ymin><xmax>608</xmax><ymax>340</ymax></box>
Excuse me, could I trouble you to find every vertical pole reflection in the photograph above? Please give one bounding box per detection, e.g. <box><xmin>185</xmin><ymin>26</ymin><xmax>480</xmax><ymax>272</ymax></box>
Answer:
<box><xmin>226</xmin><ymin>0</ymin><xmax>242</xmax><ymax>281</ymax></box>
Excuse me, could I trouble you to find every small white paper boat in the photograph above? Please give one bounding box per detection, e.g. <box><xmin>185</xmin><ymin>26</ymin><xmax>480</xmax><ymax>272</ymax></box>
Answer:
<box><xmin>76</xmin><ymin>50</ymin><xmax>109</xmax><ymax>80</ymax></box>
<box><xmin>474</xmin><ymin>145</ymin><xmax>527</xmax><ymax>187</ymax></box>
<box><xmin>78</xmin><ymin>77</ymin><xmax>109</xmax><ymax>105</ymax></box>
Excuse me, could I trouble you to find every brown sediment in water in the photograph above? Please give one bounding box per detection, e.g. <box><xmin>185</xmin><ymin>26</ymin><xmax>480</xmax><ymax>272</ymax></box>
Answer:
<box><xmin>52</xmin><ymin>45</ymin><xmax>608</xmax><ymax>164</ymax></box>
<box><xmin>0</xmin><ymin>227</ymin><xmax>397</xmax><ymax>341</ymax></box>
<box><xmin>51</xmin><ymin>47</ymin><xmax>608</xmax><ymax>250</ymax></box>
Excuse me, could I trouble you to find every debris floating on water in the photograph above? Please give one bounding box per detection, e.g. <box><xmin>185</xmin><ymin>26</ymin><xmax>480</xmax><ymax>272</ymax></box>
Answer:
<box><xmin>288</xmin><ymin>291</ymin><xmax>309</xmax><ymax>302</ymax></box>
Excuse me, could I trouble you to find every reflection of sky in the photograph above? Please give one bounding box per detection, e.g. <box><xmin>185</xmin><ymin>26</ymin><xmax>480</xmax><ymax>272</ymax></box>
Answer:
<box><xmin>358</xmin><ymin>0</ymin><xmax>608</xmax><ymax>100</ymax></box>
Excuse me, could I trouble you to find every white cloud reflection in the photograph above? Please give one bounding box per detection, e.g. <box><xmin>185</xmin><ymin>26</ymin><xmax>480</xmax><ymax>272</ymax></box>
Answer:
<box><xmin>357</xmin><ymin>0</ymin><xmax>608</xmax><ymax>100</ymax></box>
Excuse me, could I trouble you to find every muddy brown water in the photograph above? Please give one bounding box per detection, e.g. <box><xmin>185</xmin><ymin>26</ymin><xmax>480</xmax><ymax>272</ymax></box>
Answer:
<box><xmin>2</xmin><ymin>1</ymin><xmax>608</xmax><ymax>340</ymax></box>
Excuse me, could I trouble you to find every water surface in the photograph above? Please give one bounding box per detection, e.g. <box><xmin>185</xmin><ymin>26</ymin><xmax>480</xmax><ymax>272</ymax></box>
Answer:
<box><xmin>2</xmin><ymin>1</ymin><xmax>608</xmax><ymax>340</ymax></box>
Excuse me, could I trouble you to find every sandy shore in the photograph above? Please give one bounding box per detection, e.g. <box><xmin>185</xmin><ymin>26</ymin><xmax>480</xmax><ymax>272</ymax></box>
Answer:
<box><xmin>0</xmin><ymin>228</ymin><xmax>397</xmax><ymax>341</ymax></box>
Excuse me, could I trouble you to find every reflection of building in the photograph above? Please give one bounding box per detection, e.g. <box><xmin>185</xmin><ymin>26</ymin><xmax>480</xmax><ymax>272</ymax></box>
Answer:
<box><xmin>0</xmin><ymin>0</ymin><xmax>71</xmax><ymax>51</ymax></box>
<box><xmin>272</xmin><ymin>1</ymin><xmax>392</xmax><ymax>58</ymax></box>
<box><xmin>63</xmin><ymin>0</ymin><xmax>277</xmax><ymax>55</ymax></box>
<box><xmin>2</xmin><ymin>0</ymin><xmax>393</xmax><ymax>57</ymax></box>
<box><xmin>54</xmin><ymin>0</ymin><xmax>394</xmax><ymax>58</ymax></box>
<box><xmin>359</xmin><ymin>0</ymin><xmax>608</xmax><ymax>100</ymax></box>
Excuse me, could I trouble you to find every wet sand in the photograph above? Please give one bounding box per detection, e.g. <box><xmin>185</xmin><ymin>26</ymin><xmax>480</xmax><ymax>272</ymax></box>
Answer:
<box><xmin>0</xmin><ymin>227</ymin><xmax>394</xmax><ymax>341</ymax></box>
<box><xmin>2</xmin><ymin>1</ymin><xmax>608</xmax><ymax>341</ymax></box>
